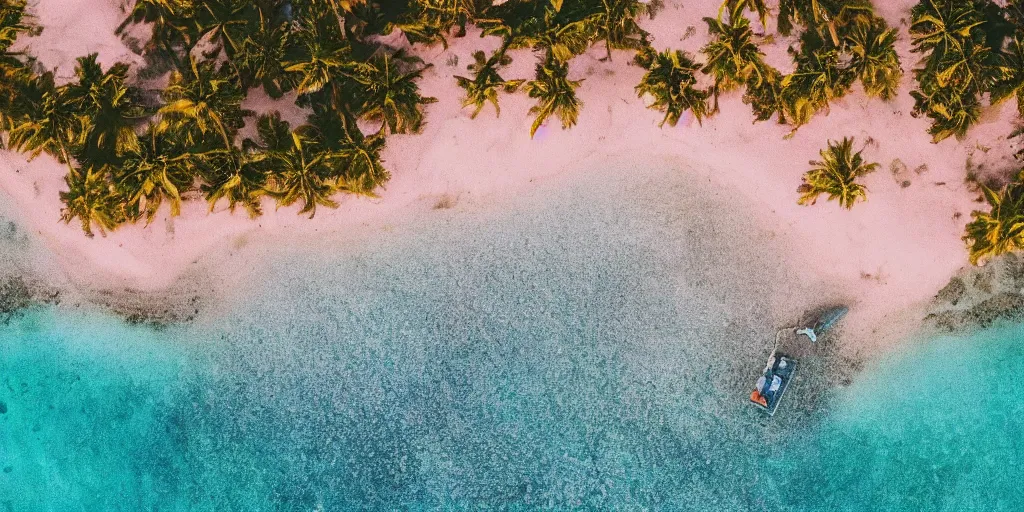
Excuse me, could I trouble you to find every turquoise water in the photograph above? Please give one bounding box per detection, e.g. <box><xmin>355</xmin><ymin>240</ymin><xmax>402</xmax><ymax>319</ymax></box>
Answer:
<box><xmin>1</xmin><ymin>167</ymin><xmax>1022</xmax><ymax>510</ymax></box>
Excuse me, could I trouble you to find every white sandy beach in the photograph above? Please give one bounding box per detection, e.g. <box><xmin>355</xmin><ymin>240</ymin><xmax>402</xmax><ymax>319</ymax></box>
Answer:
<box><xmin>2</xmin><ymin>0</ymin><xmax>1022</xmax><ymax>350</ymax></box>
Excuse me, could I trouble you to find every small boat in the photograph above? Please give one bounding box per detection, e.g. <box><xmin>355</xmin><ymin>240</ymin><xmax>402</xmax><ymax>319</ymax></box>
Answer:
<box><xmin>749</xmin><ymin>352</ymin><xmax>797</xmax><ymax>416</ymax></box>
<box><xmin>749</xmin><ymin>306</ymin><xmax>848</xmax><ymax>416</ymax></box>
<box><xmin>796</xmin><ymin>305</ymin><xmax>849</xmax><ymax>343</ymax></box>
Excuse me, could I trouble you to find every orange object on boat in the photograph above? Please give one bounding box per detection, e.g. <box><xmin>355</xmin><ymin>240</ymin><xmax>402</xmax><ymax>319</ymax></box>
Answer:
<box><xmin>750</xmin><ymin>390</ymin><xmax>767</xmax><ymax>407</ymax></box>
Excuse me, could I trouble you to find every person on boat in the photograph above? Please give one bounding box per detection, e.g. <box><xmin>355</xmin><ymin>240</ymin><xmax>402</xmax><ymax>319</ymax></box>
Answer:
<box><xmin>767</xmin><ymin>375</ymin><xmax>782</xmax><ymax>397</ymax></box>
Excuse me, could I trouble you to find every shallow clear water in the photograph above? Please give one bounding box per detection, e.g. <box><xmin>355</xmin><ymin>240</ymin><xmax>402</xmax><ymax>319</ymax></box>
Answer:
<box><xmin>1</xmin><ymin>168</ymin><xmax>1021</xmax><ymax>510</ymax></box>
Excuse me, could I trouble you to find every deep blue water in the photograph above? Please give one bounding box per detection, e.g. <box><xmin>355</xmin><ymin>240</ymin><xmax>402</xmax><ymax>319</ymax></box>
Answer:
<box><xmin>1</xmin><ymin>167</ymin><xmax>1022</xmax><ymax>510</ymax></box>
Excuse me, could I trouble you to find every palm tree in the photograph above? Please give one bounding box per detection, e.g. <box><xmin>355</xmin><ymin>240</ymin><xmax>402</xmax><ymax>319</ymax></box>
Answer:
<box><xmin>964</xmin><ymin>175</ymin><xmax>1024</xmax><ymax>264</ymax></box>
<box><xmin>118</xmin><ymin>0</ymin><xmax>194</xmax><ymax>35</ymax></box>
<box><xmin>66</xmin><ymin>55</ymin><xmax>147</xmax><ymax>166</ymax></box>
<box><xmin>523</xmin><ymin>57</ymin><xmax>583</xmax><ymax>138</ymax></box>
<box><xmin>910</xmin><ymin>34</ymin><xmax>991</xmax><ymax>142</ymax></box>
<box><xmin>306</xmin><ymin>106</ymin><xmax>389</xmax><ymax>194</ymax></box>
<box><xmin>283</xmin><ymin>15</ymin><xmax>356</xmax><ymax>98</ymax></box>
<box><xmin>157</xmin><ymin>57</ymin><xmax>250</xmax><ymax>149</ymax></box>
<box><xmin>193</xmin><ymin>0</ymin><xmax>252</xmax><ymax>60</ymax></box>
<box><xmin>992</xmin><ymin>35</ymin><xmax>1024</xmax><ymax>117</ymax></box>
<box><xmin>335</xmin><ymin>111</ymin><xmax>389</xmax><ymax>194</ymax></box>
<box><xmin>720</xmin><ymin>0</ymin><xmax>768</xmax><ymax>28</ymax></box>
<box><xmin>846</xmin><ymin>20</ymin><xmax>902</xmax><ymax>100</ymax></box>
<box><xmin>347</xmin><ymin>51</ymin><xmax>437</xmax><ymax>135</ymax></box>
<box><xmin>0</xmin><ymin>0</ymin><xmax>34</xmax><ymax>53</ymax></box>
<box><xmin>512</xmin><ymin>10</ymin><xmax>595</xmax><ymax>63</ymax></box>
<box><xmin>797</xmin><ymin>137</ymin><xmax>878</xmax><ymax>209</ymax></box>
<box><xmin>206</xmin><ymin>110</ymin><xmax>301</xmax><ymax>217</ymax></box>
<box><xmin>235</xmin><ymin>6</ymin><xmax>294</xmax><ymax>97</ymax></box>
<box><xmin>265</xmin><ymin>124</ymin><xmax>342</xmax><ymax>218</ymax></box>
<box><xmin>0</xmin><ymin>0</ymin><xmax>33</xmax><ymax>139</ymax></box>
<box><xmin>909</xmin><ymin>0</ymin><xmax>994</xmax><ymax>141</ymax></box>
<box><xmin>910</xmin><ymin>0</ymin><xmax>985</xmax><ymax>62</ymax></box>
<box><xmin>393</xmin><ymin>0</ymin><xmax>488</xmax><ymax>46</ymax></box>
<box><xmin>778</xmin><ymin>0</ymin><xmax>873</xmax><ymax>43</ymax></box>
<box><xmin>586</xmin><ymin>0</ymin><xmax>652</xmax><ymax>61</ymax></box>
<box><xmin>59</xmin><ymin>166</ymin><xmax>126</xmax><ymax>237</ymax></box>
<box><xmin>742</xmin><ymin>65</ymin><xmax>784</xmax><ymax>121</ymax></box>
<box><xmin>115</xmin><ymin>127</ymin><xmax>197</xmax><ymax>222</ymax></box>
<box><xmin>455</xmin><ymin>46</ymin><xmax>523</xmax><ymax>118</ymax></box>
<box><xmin>779</xmin><ymin>48</ymin><xmax>856</xmax><ymax>131</ymax></box>
<box><xmin>7</xmin><ymin>74</ymin><xmax>82</xmax><ymax>167</ymax></box>
<box><xmin>702</xmin><ymin>9</ymin><xmax>770</xmax><ymax>97</ymax></box>
<box><xmin>117</xmin><ymin>0</ymin><xmax>195</xmax><ymax>69</ymax></box>
<box><xmin>200</xmin><ymin>147</ymin><xmax>264</xmax><ymax>217</ymax></box>
<box><xmin>634</xmin><ymin>47</ymin><xmax>711</xmax><ymax>127</ymax></box>
<box><xmin>0</xmin><ymin>60</ymin><xmax>32</xmax><ymax>139</ymax></box>
<box><xmin>0</xmin><ymin>0</ymin><xmax>34</xmax><ymax>112</ymax></box>
<box><xmin>912</xmin><ymin>84</ymin><xmax>983</xmax><ymax>143</ymax></box>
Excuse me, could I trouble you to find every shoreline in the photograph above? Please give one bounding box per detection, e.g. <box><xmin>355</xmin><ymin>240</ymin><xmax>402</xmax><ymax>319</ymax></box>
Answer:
<box><xmin>0</xmin><ymin>0</ymin><xmax>1021</xmax><ymax>351</ymax></box>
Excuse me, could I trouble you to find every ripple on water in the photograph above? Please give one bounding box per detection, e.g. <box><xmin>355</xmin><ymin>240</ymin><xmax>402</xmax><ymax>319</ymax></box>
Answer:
<box><xmin>1</xmin><ymin>165</ymin><xmax>1020</xmax><ymax>510</ymax></box>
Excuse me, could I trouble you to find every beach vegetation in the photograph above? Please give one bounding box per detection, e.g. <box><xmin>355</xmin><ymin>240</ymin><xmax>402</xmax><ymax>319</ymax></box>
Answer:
<box><xmin>909</xmin><ymin>0</ymin><xmax>1002</xmax><ymax>142</ymax></box>
<box><xmin>846</xmin><ymin>19</ymin><xmax>902</xmax><ymax>100</ymax></box>
<box><xmin>635</xmin><ymin>46</ymin><xmax>711</xmax><ymax>126</ymax></box>
<box><xmin>448</xmin><ymin>0</ymin><xmax>657</xmax><ymax>128</ymax></box>
<box><xmin>524</xmin><ymin>57</ymin><xmax>583</xmax><ymax>138</ymax></box>
<box><xmin>721</xmin><ymin>0</ymin><xmax>768</xmax><ymax>28</ymax></box>
<box><xmin>964</xmin><ymin>171</ymin><xmax>1024</xmax><ymax>264</ymax></box>
<box><xmin>59</xmin><ymin>166</ymin><xmax>128</xmax><ymax>237</ymax></box>
<box><xmin>348</xmin><ymin>51</ymin><xmax>438</xmax><ymax>135</ymax></box>
<box><xmin>702</xmin><ymin>8</ymin><xmax>771</xmax><ymax>100</ymax></box>
<box><xmin>0</xmin><ymin>0</ymin><xmax>439</xmax><ymax>233</ymax></box>
<box><xmin>702</xmin><ymin>1</ymin><xmax>899</xmax><ymax>133</ymax></box>
<box><xmin>797</xmin><ymin>137</ymin><xmax>878</xmax><ymax>209</ymax></box>
<box><xmin>2</xmin><ymin>0</ymin><xmax>1022</xmax><ymax>240</ymax></box>
<box><xmin>455</xmin><ymin>48</ymin><xmax>522</xmax><ymax>118</ymax></box>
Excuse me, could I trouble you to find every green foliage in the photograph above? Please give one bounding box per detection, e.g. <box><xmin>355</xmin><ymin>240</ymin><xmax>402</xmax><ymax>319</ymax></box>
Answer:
<box><xmin>701</xmin><ymin>10</ymin><xmax>770</xmax><ymax>94</ymax></box>
<box><xmin>0</xmin><ymin>0</ymin><xmax>36</xmax><ymax>54</ymax></box>
<box><xmin>68</xmin><ymin>55</ymin><xmax>147</xmax><ymax>166</ymax></box>
<box><xmin>13</xmin><ymin>0</ymin><xmax>1009</xmax><ymax>238</ymax></box>
<box><xmin>742</xmin><ymin>65</ymin><xmax>783</xmax><ymax>122</ymax></box>
<box><xmin>455</xmin><ymin>48</ymin><xmax>522</xmax><ymax>118</ymax></box>
<box><xmin>157</xmin><ymin>57</ymin><xmax>250</xmax><ymax>149</ymax></box>
<box><xmin>635</xmin><ymin>47</ymin><xmax>711</xmax><ymax>127</ymax></box>
<box><xmin>1</xmin><ymin>2</ymin><xmax>43</xmax><ymax>147</ymax></box>
<box><xmin>264</xmin><ymin>123</ymin><xmax>342</xmax><ymax>218</ymax></box>
<box><xmin>523</xmin><ymin>57</ymin><xmax>583</xmax><ymax>138</ymax></box>
<box><xmin>797</xmin><ymin>137</ymin><xmax>878</xmax><ymax>209</ymax></box>
<box><xmin>392</xmin><ymin>0</ymin><xmax>491</xmax><ymax>46</ymax></box>
<box><xmin>910</xmin><ymin>0</ymin><xmax>996</xmax><ymax>142</ymax></box>
<box><xmin>964</xmin><ymin>172</ymin><xmax>1024</xmax><ymax>264</ymax></box>
<box><xmin>346</xmin><ymin>51</ymin><xmax>438</xmax><ymax>135</ymax></box>
<box><xmin>586</xmin><ymin>0</ymin><xmax>653</xmax><ymax>59</ymax></box>
<box><xmin>322</xmin><ymin>109</ymin><xmax>390</xmax><ymax>195</ymax></box>
<box><xmin>992</xmin><ymin>35</ymin><xmax>1024</xmax><ymax>118</ymax></box>
<box><xmin>59</xmin><ymin>166</ymin><xmax>127</xmax><ymax>237</ymax></box>
<box><xmin>847</xmin><ymin>20</ymin><xmax>902</xmax><ymax>100</ymax></box>
<box><xmin>761</xmin><ymin>2</ymin><xmax>901</xmax><ymax>132</ymax></box>
<box><xmin>282</xmin><ymin>12</ymin><xmax>354</xmax><ymax>97</ymax></box>
<box><xmin>117</xmin><ymin>0</ymin><xmax>195</xmax><ymax>67</ymax></box>
<box><xmin>0</xmin><ymin>60</ymin><xmax>33</xmax><ymax>138</ymax></box>
<box><xmin>777</xmin><ymin>0</ymin><xmax>873</xmax><ymax>40</ymax></box>
<box><xmin>779</xmin><ymin>48</ymin><xmax>857</xmax><ymax>132</ymax></box>
<box><xmin>721</xmin><ymin>0</ymin><xmax>768</xmax><ymax>28</ymax></box>
<box><xmin>115</xmin><ymin>127</ymin><xmax>196</xmax><ymax>222</ymax></box>
<box><xmin>7</xmin><ymin>73</ymin><xmax>80</xmax><ymax>165</ymax></box>
<box><xmin>234</xmin><ymin>7</ymin><xmax>293</xmax><ymax>97</ymax></box>
<box><xmin>194</xmin><ymin>0</ymin><xmax>252</xmax><ymax>60</ymax></box>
